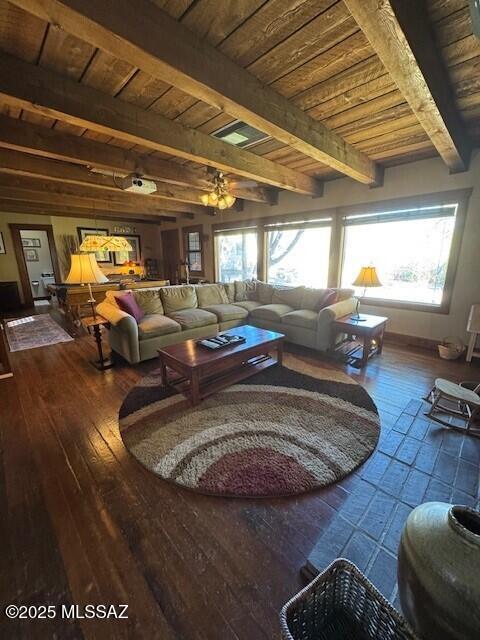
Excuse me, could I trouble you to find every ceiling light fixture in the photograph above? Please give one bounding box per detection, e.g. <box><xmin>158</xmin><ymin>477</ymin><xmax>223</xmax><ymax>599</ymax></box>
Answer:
<box><xmin>200</xmin><ymin>171</ymin><xmax>236</xmax><ymax>210</ymax></box>
<box><xmin>79</xmin><ymin>235</ymin><xmax>133</xmax><ymax>252</ymax></box>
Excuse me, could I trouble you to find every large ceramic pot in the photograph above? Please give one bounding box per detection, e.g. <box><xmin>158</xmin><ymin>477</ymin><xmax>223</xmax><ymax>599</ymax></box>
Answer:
<box><xmin>398</xmin><ymin>502</ymin><xmax>480</xmax><ymax>639</ymax></box>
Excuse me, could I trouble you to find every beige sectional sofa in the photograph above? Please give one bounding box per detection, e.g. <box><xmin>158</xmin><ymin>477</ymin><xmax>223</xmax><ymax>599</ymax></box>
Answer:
<box><xmin>96</xmin><ymin>281</ymin><xmax>356</xmax><ymax>364</ymax></box>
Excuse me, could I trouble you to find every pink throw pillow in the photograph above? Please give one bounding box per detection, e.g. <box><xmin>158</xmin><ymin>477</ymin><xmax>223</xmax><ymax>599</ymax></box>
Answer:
<box><xmin>116</xmin><ymin>292</ymin><xmax>145</xmax><ymax>323</ymax></box>
<box><xmin>316</xmin><ymin>289</ymin><xmax>337</xmax><ymax>311</ymax></box>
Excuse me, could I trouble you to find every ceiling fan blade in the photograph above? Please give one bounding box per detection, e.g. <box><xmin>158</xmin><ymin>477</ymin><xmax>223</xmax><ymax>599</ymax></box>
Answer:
<box><xmin>229</xmin><ymin>179</ymin><xmax>259</xmax><ymax>188</ymax></box>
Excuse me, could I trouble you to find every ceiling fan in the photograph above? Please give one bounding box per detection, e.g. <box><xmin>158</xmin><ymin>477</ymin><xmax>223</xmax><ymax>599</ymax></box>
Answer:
<box><xmin>205</xmin><ymin>166</ymin><xmax>259</xmax><ymax>190</ymax></box>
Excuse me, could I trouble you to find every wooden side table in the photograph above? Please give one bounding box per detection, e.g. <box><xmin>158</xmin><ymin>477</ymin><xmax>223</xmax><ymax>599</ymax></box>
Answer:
<box><xmin>81</xmin><ymin>315</ymin><xmax>114</xmax><ymax>371</ymax></box>
<box><xmin>331</xmin><ymin>313</ymin><xmax>388</xmax><ymax>369</ymax></box>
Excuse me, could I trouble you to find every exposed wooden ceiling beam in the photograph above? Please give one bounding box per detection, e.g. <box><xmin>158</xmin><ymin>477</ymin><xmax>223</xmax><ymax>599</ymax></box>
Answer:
<box><xmin>344</xmin><ymin>0</ymin><xmax>471</xmax><ymax>172</ymax></box>
<box><xmin>0</xmin><ymin>53</ymin><xmax>321</xmax><ymax>196</ymax></box>
<box><xmin>0</xmin><ymin>116</ymin><xmax>276</xmax><ymax>204</ymax></box>
<box><xmin>0</xmin><ymin>148</ymin><xmax>217</xmax><ymax>207</ymax></box>
<box><xmin>0</xmin><ymin>200</ymin><xmax>165</xmax><ymax>224</ymax></box>
<box><xmin>0</xmin><ymin>174</ymin><xmax>201</xmax><ymax>215</ymax></box>
<box><xmin>0</xmin><ymin>188</ymin><xmax>180</xmax><ymax>222</ymax></box>
<box><xmin>8</xmin><ymin>0</ymin><xmax>381</xmax><ymax>186</ymax></box>
<box><xmin>0</xmin><ymin>191</ymin><xmax>177</xmax><ymax>222</ymax></box>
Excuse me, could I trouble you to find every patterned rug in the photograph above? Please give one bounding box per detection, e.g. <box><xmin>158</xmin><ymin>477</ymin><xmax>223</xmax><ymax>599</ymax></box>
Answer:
<box><xmin>119</xmin><ymin>354</ymin><xmax>380</xmax><ymax>498</ymax></box>
<box><xmin>6</xmin><ymin>315</ymin><xmax>73</xmax><ymax>352</ymax></box>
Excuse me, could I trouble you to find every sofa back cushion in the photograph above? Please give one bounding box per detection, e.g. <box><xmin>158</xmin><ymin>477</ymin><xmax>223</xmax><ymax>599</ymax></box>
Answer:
<box><xmin>196</xmin><ymin>284</ymin><xmax>229</xmax><ymax>307</ymax></box>
<box><xmin>222</xmin><ymin>282</ymin><xmax>235</xmax><ymax>303</ymax></box>
<box><xmin>301</xmin><ymin>287</ymin><xmax>354</xmax><ymax>311</ymax></box>
<box><xmin>234</xmin><ymin>280</ymin><xmax>256</xmax><ymax>302</ymax></box>
<box><xmin>302</xmin><ymin>287</ymin><xmax>344</xmax><ymax>311</ymax></box>
<box><xmin>255</xmin><ymin>280</ymin><xmax>274</xmax><ymax>305</ymax></box>
<box><xmin>317</xmin><ymin>288</ymin><xmax>337</xmax><ymax>310</ymax></box>
<box><xmin>133</xmin><ymin>289</ymin><xmax>164</xmax><ymax>315</ymax></box>
<box><xmin>272</xmin><ymin>286</ymin><xmax>305</xmax><ymax>309</ymax></box>
<box><xmin>116</xmin><ymin>291</ymin><xmax>145</xmax><ymax>323</ymax></box>
<box><xmin>301</xmin><ymin>288</ymin><xmax>327</xmax><ymax>311</ymax></box>
<box><xmin>160</xmin><ymin>285</ymin><xmax>198</xmax><ymax>314</ymax></box>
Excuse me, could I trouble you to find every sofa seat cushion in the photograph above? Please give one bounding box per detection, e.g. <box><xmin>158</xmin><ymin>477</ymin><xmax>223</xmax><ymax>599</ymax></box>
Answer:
<box><xmin>251</xmin><ymin>303</ymin><xmax>293</xmax><ymax>322</ymax></box>
<box><xmin>233</xmin><ymin>300</ymin><xmax>262</xmax><ymax>312</ymax></box>
<box><xmin>202</xmin><ymin>304</ymin><xmax>248</xmax><ymax>322</ymax></box>
<box><xmin>282</xmin><ymin>309</ymin><xmax>318</xmax><ymax>330</ymax></box>
<box><xmin>167</xmin><ymin>308</ymin><xmax>217</xmax><ymax>330</ymax></box>
<box><xmin>138</xmin><ymin>314</ymin><xmax>181</xmax><ymax>339</ymax></box>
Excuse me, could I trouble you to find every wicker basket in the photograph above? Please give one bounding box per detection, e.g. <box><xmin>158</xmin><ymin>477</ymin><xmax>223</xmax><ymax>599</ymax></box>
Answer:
<box><xmin>438</xmin><ymin>336</ymin><xmax>465</xmax><ymax>360</ymax></box>
<box><xmin>279</xmin><ymin>559</ymin><xmax>418</xmax><ymax>640</ymax></box>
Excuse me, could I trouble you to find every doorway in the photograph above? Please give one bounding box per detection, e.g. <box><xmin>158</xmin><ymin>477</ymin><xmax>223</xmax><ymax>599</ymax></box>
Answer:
<box><xmin>161</xmin><ymin>228</ymin><xmax>180</xmax><ymax>285</ymax></box>
<box><xmin>9</xmin><ymin>224</ymin><xmax>61</xmax><ymax>308</ymax></box>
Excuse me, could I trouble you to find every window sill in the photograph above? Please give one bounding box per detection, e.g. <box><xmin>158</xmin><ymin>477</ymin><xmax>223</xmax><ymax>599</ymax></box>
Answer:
<box><xmin>360</xmin><ymin>297</ymin><xmax>449</xmax><ymax>315</ymax></box>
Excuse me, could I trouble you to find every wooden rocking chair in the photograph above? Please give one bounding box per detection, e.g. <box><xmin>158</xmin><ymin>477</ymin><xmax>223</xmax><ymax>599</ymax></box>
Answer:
<box><xmin>424</xmin><ymin>378</ymin><xmax>480</xmax><ymax>438</ymax></box>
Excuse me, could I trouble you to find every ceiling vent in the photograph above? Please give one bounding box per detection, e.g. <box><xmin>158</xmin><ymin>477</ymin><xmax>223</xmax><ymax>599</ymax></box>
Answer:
<box><xmin>212</xmin><ymin>121</ymin><xmax>269</xmax><ymax>148</ymax></box>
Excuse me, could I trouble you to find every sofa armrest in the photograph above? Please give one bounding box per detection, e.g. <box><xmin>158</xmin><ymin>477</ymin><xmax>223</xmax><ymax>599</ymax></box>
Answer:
<box><xmin>316</xmin><ymin>297</ymin><xmax>357</xmax><ymax>351</ymax></box>
<box><xmin>97</xmin><ymin>300</ymin><xmax>131</xmax><ymax>326</ymax></box>
<box><xmin>96</xmin><ymin>300</ymin><xmax>140</xmax><ymax>363</ymax></box>
<box><xmin>96</xmin><ymin>301</ymin><xmax>138</xmax><ymax>341</ymax></box>
<box><xmin>317</xmin><ymin>297</ymin><xmax>357</xmax><ymax>324</ymax></box>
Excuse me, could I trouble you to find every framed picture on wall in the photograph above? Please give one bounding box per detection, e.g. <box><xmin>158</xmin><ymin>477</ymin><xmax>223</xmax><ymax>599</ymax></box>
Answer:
<box><xmin>24</xmin><ymin>248</ymin><xmax>39</xmax><ymax>262</ymax></box>
<box><xmin>113</xmin><ymin>234</ymin><xmax>142</xmax><ymax>265</ymax></box>
<box><xmin>77</xmin><ymin>227</ymin><xmax>111</xmax><ymax>263</ymax></box>
<box><xmin>0</xmin><ymin>232</ymin><xmax>5</xmax><ymax>254</ymax></box>
<box><xmin>22</xmin><ymin>238</ymin><xmax>41</xmax><ymax>248</ymax></box>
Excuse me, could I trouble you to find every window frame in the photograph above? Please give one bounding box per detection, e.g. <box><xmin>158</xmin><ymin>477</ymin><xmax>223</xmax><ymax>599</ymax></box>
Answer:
<box><xmin>213</xmin><ymin>211</ymin><xmax>334</xmax><ymax>284</ymax></box>
<box><xmin>182</xmin><ymin>224</ymin><xmax>204</xmax><ymax>276</ymax></box>
<box><xmin>337</xmin><ymin>189</ymin><xmax>471</xmax><ymax>314</ymax></box>
<box><xmin>211</xmin><ymin>189</ymin><xmax>470</xmax><ymax>315</ymax></box>
<box><xmin>213</xmin><ymin>222</ymin><xmax>260</xmax><ymax>283</ymax></box>
<box><xmin>264</xmin><ymin>217</ymin><xmax>333</xmax><ymax>289</ymax></box>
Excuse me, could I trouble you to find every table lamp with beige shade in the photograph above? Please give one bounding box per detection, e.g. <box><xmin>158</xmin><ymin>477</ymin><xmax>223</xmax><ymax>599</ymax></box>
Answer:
<box><xmin>352</xmin><ymin>266</ymin><xmax>382</xmax><ymax>321</ymax></box>
<box><xmin>65</xmin><ymin>253</ymin><xmax>109</xmax><ymax>318</ymax></box>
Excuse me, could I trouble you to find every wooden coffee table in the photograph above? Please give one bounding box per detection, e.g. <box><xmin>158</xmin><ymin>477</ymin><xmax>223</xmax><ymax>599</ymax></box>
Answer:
<box><xmin>157</xmin><ymin>325</ymin><xmax>285</xmax><ymax>405</ymax></box>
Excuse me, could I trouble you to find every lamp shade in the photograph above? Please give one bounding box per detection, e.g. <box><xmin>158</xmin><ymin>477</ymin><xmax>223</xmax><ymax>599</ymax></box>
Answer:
<box><xmin>352</xmin><ymin>266</ymin><xmax>382</xmax><ymax>288</ymax></box>
<box><xmin>65</xmin><ymin>253</ymin><xmax>109</xmax><ymax>285</ymax></box>
<box><xmin>79</xmin><ymin>235</ymin><xmax>133</xmax><ymax>252</ymax></box>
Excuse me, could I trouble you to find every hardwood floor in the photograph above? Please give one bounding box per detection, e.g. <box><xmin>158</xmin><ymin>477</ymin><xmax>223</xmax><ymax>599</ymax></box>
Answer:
<box><xmin>1</xmin><ymin>312</ymin><xmax>479</xmax><ymax>639</ymax></box>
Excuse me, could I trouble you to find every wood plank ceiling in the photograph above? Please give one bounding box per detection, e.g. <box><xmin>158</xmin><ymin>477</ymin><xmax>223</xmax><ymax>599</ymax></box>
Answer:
<box><xmin>0</xmin><ymin>0</ymin><xmax>478</xmax><ymax>224</ymax></box>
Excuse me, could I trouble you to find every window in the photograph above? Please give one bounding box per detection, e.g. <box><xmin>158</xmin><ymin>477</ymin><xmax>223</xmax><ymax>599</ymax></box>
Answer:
<box><xmin>266</xmin><ymin>220</ymin><xmax>332</xmax><ymax>288</ymax></box>
<box><xmin>341</xmin><ymin>204</ymin><xmax>459</xmax><ymax>308</ymax></box>
<box><xmin>183</xmin><ymin>225</ymin><xmax>203</xmax><ymax>274</ymax></box>
<box><xmin>215</xmin><ymin>228</ymin><xmax>257</xmax><ymax>282</ymax></box>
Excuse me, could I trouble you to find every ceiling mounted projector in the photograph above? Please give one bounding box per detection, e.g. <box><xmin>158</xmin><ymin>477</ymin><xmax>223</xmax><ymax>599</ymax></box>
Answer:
<box><xmin>121</xmin><ymin>174</ymin><xmax>157</xmax><ymax>194</ymax></box>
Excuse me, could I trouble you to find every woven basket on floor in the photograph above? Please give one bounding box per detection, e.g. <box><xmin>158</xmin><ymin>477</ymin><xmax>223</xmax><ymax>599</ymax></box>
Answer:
<box><xmin>438</xmin><ymin>336</ymin><xmax>465</xmax><ymax>360</ymax></box>
<box><xmin>279</xmin><ymin>559</ymin><xmax>418</xmax><ymax>640</ymax></box>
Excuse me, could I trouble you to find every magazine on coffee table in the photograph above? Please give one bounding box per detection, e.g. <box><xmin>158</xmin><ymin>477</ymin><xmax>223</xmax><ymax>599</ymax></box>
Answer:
<box><xmin>196</xmin><ymin>333</ymin><xmax>246</xmax><ymax>350</ymax></box>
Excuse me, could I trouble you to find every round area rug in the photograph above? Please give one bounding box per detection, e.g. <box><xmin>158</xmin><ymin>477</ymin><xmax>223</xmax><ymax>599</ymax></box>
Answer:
<box><xmin>118</xmin><ymin>355</ymin><xmax>380</xmax><ymax>498</ymax></box>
